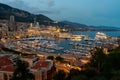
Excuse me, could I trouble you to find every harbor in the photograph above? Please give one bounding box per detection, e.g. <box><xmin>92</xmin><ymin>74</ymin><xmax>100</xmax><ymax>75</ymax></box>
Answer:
<box><xmin>2</xmin><ymin>31</ymin><xmax>119</xmax><ymax>58</ymax></box>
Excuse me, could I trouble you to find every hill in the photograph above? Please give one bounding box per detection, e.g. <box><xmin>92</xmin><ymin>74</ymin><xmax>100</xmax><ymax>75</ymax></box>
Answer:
<box><xmin>59</xmin><ymin>21</ymin><xmax>120</xmax><ymax>31</ymax></box>
<box><xmin>0</xmin><ymin>3</ymin><xmax>53</xmax><ymax>25</ymax></box>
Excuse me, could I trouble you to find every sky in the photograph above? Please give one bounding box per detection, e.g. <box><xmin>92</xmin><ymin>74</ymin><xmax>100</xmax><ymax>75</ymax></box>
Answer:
<box><xmin>0</xmin><ymin>0</ymin><xmax>120</xmax><ymax>27</ymax></box>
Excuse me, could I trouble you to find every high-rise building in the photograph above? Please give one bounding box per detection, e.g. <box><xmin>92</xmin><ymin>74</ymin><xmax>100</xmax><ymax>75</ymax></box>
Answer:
<box><xmin>8</xmin><ymin>15</ymin><xmax>17</xmax><ymax>32</ymax></box>
<box><xmin>10</xmin><ymin>15</ymin><xmax>14</xmax><ymax>23</ymax></box>
<box><xmin>36</xmin><ymin>22</ymin><xmax>39</xmax><ymax>27</ymax></box>
<box><xmin>34</xmin><ymin>17</ymin><xmax>37</xmax><ymax>24</ymax></box>
<box><xmin>33</xmin><ymin>17</ymin><xmax>37</xmax><ymax>27</ymax></box>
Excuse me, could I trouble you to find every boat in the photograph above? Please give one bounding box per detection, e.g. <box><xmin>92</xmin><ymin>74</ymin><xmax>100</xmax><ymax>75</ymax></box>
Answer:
<box><xmin>70</xmin><ymin>35</ymin><xmax>82</xmax><ymax>41</ymax></box>
<box><xmin>95</xmin><ymin>32</ymin><xmax>107</xmax><ymax>40</ymax></box>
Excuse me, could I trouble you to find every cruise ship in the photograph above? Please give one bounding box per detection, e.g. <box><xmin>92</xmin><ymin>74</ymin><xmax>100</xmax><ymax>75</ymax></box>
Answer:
<box><xmin>95</xmin><ymin>32</ymin><xmax>107</xmax><ymax>40</ymax></box>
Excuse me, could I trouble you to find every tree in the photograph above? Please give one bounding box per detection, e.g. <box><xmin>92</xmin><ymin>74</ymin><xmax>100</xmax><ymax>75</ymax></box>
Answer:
<box><xmin>110</xmin><ymin>46</ymin><xmax>120</xmax><ymax>53</ymax></box>
<box><xmin>111</xmin><ymin>70</ymin><xmax>120</xmax><ymax>80</ymax></box>
<box><xmin>71</xmin><ymin>75</ymin><xmax>86</xmax><ymax>80</ymax></box>
<box><xmin>103</xmin><ymin>51</ymin><xmax>120</xmax><ymax>79</ymax></box>
<box><xmin>67</xmin><ymin>69</ymin><xmax>80</xmax><ymax>80</ymax></box>
<box><xmin>73</xmin><ymin>47</ymin><xmax>120</xmax><ymax>80</ymax></box>
<box><xmin>55</xmin><ymin>56</ymin><xmax>64</xmax><ymax>62</ymax></box>
<box><xmin>103</xmin><ymin>52</ymin><xmax>120</xmax><ymax>71</ymax></box>
<box><xmin>47</xmin><ymin>56</ymin><xmax>55</xmax><ymax>60</ymax></box>
<box><xmin>88</xmin><ymin>48</ymin><xmax>106</xmax><ymax>74</ymax></box>
<box><xmin>67</xmin><ymin>69</ymin><xmax>87</xmax><ymax>80</ymax></box>
<box><xmin>11</xmin><ymin>59</ymin><xmax>34</xmax><ymax>80</ymax></box>
<box><xmin>53</xmin><ymin>70</ymin><xmax>67</xmax><ymax>80</ymax></box>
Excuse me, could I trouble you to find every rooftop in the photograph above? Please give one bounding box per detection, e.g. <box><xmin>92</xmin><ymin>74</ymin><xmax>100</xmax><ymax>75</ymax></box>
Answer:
<box><xmin>0</xmin><ymin>65</ymin><xmax>16</xmax><ymax>72</ymax></box>
<box><xmin>0</xmin><ymin>55</ymin><xmax>13</xmax><ymax>66</ymax></box>
<box><xmin>23</xmin><ymin>55</ymin><xmax>35</xmax><ymax>59</ymax></box>
<box><xmin>31</xmin><ymin>60</ymin><xmax>50</xmax><ymax>69</ymax></box>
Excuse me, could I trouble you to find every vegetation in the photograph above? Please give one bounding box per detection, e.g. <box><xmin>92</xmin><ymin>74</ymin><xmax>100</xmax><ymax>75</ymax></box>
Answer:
<box><xmin>55</xmin><ymin>56</ymin><xmax>64</xmax><ymax>62</ymax></box>
<box><xmin>88</xmin><ymin>48</ymin><xmax>106</xmax><ymax>74</ymax></box>
<box><xmin>10</xmin><ymin>59</ymin><xmax>34</xmax><ymax>80</ymax></box>
<box><xmin>47</xmin><ymin>56</ymin><xmax>55</xmax><ymax>60</ymax></box>
<box><xmin>2</xmin><ymin>47</ymin><xmax>21</xmax><ymax>54</ymax></box>
<box><xmin>53</xmin><ymin>70</ymin><xmax>67</xmax><ymax>80</ymax></box>
<box><xmin>53</xmin><ymin>47</ymin><xmax>120</xmax><ymax>80</ymax></box>
<box><xmin>110</xmin><ymin>46</ymin><xmax>120</xmax><ymax>53</ymax></box>
<box><xmin>67</xmin><ymin>69</ymin><xmax>86</xmax><ymax>80</ymax></box>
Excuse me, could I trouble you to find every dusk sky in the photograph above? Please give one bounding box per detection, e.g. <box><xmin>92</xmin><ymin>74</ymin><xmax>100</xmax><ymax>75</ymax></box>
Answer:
<box><xmin>0</xmin><ymin>0</ymin><xmax>120</xmax><ymax>27</ymax></box>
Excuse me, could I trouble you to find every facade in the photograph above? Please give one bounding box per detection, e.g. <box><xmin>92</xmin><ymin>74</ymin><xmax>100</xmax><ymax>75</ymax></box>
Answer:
<box><xmin>0</xmin><ymin>54</ymin><xmax>56</xmax><ymax>80</ymax></box>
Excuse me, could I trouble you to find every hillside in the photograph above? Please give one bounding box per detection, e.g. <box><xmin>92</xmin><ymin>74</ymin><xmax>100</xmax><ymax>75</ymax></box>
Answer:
<box><xmin>0</xmin><ymin>3</ymin><xmax>53</xmax><ymax>25</ymax></box>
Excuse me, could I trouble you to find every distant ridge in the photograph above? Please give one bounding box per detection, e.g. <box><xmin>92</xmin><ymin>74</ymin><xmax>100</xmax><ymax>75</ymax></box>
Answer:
<box><xmin>59</xmin><ymin>21</ymin><xmax>120</xmax><ymax>31</ymax></box>
<box><xmin>0</xmin><ymin>3</ymin><xmax>53</xmax><ymax>25</ymax></box>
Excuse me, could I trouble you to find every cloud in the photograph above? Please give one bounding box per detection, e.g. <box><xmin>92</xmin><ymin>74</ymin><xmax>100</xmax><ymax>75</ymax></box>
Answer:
<box><xmin>0</xmin><ymin>0</ymin><xmax>59</xmax><ymax>15</ymax></box>
<box><xmin>0</xmin><ymin>0</ymin><xmax>31</xmax><ymax>11</ymax></box>
<box><xmin>47</xmin><ymin>0</ymin><xmax>55</xmax><ymax>7</ymax></box>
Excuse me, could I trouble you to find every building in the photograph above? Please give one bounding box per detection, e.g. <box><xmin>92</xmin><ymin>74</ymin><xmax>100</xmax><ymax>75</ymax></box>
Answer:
<box><xmin>8</xmin><ymin>15</ymin><xmax>17</xmax><ymax>32</ymax></box>
<box><xmin>0</xmin><ymin>55</ymin><xmax>13</xmax><ymax>80</ymax></box>
<box><xmin>0</xmin><ymin>30</ymin><xmax>2</xmax><ymax>39</ymax></box>
<box><xmin>27</xmin><ymin>24</ymin><xmax>41</xmax><ymax>37</ymax></box>
<box><xmin>0</xmin><ymin>54</ymin><xmax>56</xmax><ymax>80</ymax></box>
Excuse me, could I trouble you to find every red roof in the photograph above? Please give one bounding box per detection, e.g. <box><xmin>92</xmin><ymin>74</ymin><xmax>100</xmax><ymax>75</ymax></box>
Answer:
<box><xmin>24</xmin><ymin>55</ymin><xmax>34</xmax><ymax>59</ymax></box>
<box><xmin>31</xmin><ymin>60</ymin><xmax>50</xmax><ymax>69</ymax></box>
<box><xmin>0</xmin><ymin>55</ymin><xmax>13</xmax><ymax>66</ymax></box>
<box><xmin>0</xmin><ymin>59</ymin><xmax>13</xmax><ymax>66</ymax></box>
<box><xmin>1</xmin><ymin>65</ymin><xmax>16</xmax><ymax>72</ymax></box>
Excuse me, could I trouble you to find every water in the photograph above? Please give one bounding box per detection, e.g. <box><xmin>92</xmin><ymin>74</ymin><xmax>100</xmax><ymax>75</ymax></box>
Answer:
<box><xmin>58</xmin><ymin>31</ymin><xmax>120</xmax><ymax>53</ymax></box>
<box><xmin>71</xmin><ymin>31</ymin><xmax>120</xmax><ymax>39</ymax></box>
<box><xmin>58</xmin><ymin>39</ymin><xmax>71</xmax><ymax>50</ymax></box>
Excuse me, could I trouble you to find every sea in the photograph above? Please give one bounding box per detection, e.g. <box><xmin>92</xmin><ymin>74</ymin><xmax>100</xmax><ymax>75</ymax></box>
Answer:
<box><xmin>57</xmin><ymin>31</ymin><xmax>120</xmax><ymax>52</ymax></box>
<box><xmin>71</xmin><ymin>31</ymin><xmax>120</xmax><ymax>38</ymax></box>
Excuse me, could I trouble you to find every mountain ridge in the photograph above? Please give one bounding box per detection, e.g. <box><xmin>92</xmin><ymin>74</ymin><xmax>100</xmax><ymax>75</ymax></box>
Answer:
<box><xmin>0</xmin><ymin>3</ymin><xmax>53</xmax><ymax>25</ymax></box>
<box><xmin>59</xmin><ymin>21</ymin><xmax>120</xmax><ymax>31</ymax></box>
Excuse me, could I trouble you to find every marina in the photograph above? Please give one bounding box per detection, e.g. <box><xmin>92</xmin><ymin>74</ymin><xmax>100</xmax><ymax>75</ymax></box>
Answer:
<box><xmin>3</xmin><ymin>31</ymin><xmax>119</xmax><ymax>58</ymax></box>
